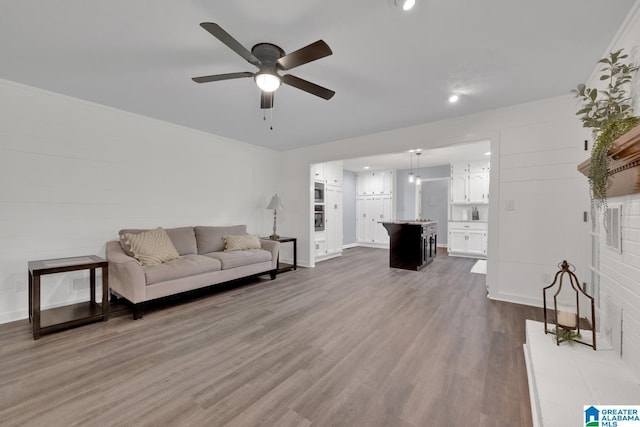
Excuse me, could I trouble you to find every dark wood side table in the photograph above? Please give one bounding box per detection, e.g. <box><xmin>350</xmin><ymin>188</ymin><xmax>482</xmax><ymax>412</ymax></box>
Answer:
<box><xmin>262</xmin><ymin>236</ymin><xmax>297</xmax><ymax>273</ymax></box>
<box><xmin>28</xmin><ymin>255</ymin><xmax>109</xmax><ymax>340</ymax></box>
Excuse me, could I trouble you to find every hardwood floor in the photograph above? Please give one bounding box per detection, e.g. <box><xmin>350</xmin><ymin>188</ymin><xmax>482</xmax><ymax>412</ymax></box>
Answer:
<box><xmin>0</xmin><ymin>247</ymin><xmax>543</xmax><ymax>427</ymax></box>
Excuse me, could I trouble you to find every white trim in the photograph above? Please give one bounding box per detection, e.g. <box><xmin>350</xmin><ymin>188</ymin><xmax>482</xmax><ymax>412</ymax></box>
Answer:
<box><xmin>343</xmin><ymin>243</ymin><xmax>358</xmax><ymax>249</ymax></box>
<box><xmin>598</xmin><ymin>1</ymin><xmax>640</xmax><ymax>75</ymax></box>
<box><xmin>488</xmin><ymin>292</ymin><xmax>545</xmax><ymax>309</ymax></box>
<box><xmin>354</xmin><ymin>242</ymin><xmax>390</xmax><ymax>249</ymax></box>
<box><xmin>0</xmin><ymin>309</ymin><xmax>26</xmax><ymax>324</ymax></box>
<box><xmin>523</xmin><ymin>343</ymin><xmax>541</xmax><ymax>427</ymax></box>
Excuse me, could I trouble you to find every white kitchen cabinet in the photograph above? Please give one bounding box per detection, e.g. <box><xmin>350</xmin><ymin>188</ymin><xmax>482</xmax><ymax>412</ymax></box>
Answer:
<box><xmin>325</xmin><ymin>161</ymin><xmax>343</xmax><ymax>186</ymax></box>
<box><xmin>447</xmin><ymin>221</ymin><xmax>487</xmax><ymax>258</ymax></box>
<box><xmin>312</xmin><ymin>163</ymin><xmax>326</xmax><ymax>182</ymax></box>
<box><xmin>357</xmin><ymin>195</ymin><xmax>392</xmax><ymax>245</ymax></box>
<box><xmin>468</xmin><ymin>172</ymin><xmax>488</xmax><ymax>204</ymax></box>
<box><xmin>357</xmin><ymin>170</ymin><xmax>394</xmax><ymax>196</ymax></box>
<box><xmin>314</xmin><ymin>238</ymin><xmax>326</xmax><ymax>258</ymax></box>
<box><xmin>314</xmin><ymin>161</ymin><xmax>343</xmax><ymax>262</ymax></box>
<box><xmin>450</xmin><ymin>162</ymin><xmax>489</xmax><ymax>204</ymax></box>
<box><xmin>325</xmin><ymin>185</ymin><xmax>343</xmax><ymax>256</ymax></box>
<box><xmin>451</xmin><ymin>173</ymin><xmax>468</xmax><ymax>204</ymax></box>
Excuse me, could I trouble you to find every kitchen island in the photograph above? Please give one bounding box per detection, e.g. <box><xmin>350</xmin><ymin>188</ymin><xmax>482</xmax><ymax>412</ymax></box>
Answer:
<box><xmin>381</xmin><ymin>221</ymin><xmax>437</xmax><ymax>271</ymax></box>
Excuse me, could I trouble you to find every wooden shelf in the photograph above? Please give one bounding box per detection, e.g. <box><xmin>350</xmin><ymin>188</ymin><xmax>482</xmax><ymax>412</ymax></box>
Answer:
<box><xmin>578</xmin><ymin>124</ymin><xmax>640</xmax><ymax>197</ymax></box>
<box><xmin>40</xmin><ymin>301</ymin><xmax>105</xmax><ymax>333</ymax></box>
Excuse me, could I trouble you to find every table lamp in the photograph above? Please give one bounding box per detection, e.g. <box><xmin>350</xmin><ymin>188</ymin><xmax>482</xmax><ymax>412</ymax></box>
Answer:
<box><xmin>266</xmin><ymin>194</ymin><xmax>284</xmax><ymax>240</ymax></box>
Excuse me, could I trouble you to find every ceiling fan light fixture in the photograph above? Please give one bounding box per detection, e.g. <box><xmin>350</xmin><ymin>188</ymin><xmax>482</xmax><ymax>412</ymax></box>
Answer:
<box><xmin>402</xmin><ymin>0</ymin><xmax>416</xmax><ymax>11</ymax></box>
<box><xmin>255</xmin><ymin>73</ymin><xmax>281</xmax><ymax>92</ymax></box>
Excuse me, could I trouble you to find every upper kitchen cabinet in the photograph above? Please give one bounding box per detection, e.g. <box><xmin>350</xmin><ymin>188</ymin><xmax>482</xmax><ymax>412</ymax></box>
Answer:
<box><xmin>357</xmin><ymin>170</ymin><xmax>394</xmax><ymax>195</ymax></box>
<box><xmin>450</xmin><ymin>161</ymin><xmax>489</xmax><ymax>204</ymax></box>
<box><xmin>325</xmin><ymin>161</ymin><xmax>343</xmax><ymax>187</ymax></box>
<box><xmin>313</xmin><ymin>161</ymin><xmax>343</xmax><ymax>186</ymax></box>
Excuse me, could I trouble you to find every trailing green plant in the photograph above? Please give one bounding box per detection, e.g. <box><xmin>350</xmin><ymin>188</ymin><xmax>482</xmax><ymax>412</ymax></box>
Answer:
<box><xmin>589</xmin><ymin>116</ymin><xmax>640</xmax><ymax>207</ymax></box>
<box><xmin>552</xmin><ymin>328</ymin><xmax>581</xmax><ymax>346</ymax></box>
<box><xmin>572</xmin><ymin>48</ymin><xmax>639</xmax><ymax>208</ymax></box>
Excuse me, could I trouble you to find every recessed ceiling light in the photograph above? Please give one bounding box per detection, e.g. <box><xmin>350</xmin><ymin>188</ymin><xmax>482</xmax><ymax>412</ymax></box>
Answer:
<box><xmin>448</xmin><ymin>94</ymin><xmax>459</xmax><ymax>103</ymax></box>
<box><xmin>364</xmin><ymin>166</ymin><xmax>370</xmax><ymax>170</ymax></box>
<box><xmin>485</xmin><ymin>151</ymin><xmax>491</xmax><ymax>156</ymax></box>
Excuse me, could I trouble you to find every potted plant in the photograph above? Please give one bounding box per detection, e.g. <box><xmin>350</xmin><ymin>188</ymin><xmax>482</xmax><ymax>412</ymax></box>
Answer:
<box><xmin>573</xmin><ymin>49</ymin><xmax>639</xmax><ymax>208</ymax></box>
<box><xmin>552</xmin><ymin>327</ymin><xmax>582</xmax><ymax>346</ymax></box>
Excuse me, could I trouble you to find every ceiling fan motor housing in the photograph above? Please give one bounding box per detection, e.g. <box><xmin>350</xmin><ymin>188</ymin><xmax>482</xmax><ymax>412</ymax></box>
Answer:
<box><xmin>252</xmin><ymin>43</ymin><xmax>285</xmax><ymax>75</ymax></box>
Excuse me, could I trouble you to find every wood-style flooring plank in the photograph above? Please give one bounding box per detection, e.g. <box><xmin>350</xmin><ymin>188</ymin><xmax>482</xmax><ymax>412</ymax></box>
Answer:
<box><xmin>0</xmin><ymin>247</ymin><xmax>543</xmax><ymax>426</ymax></box>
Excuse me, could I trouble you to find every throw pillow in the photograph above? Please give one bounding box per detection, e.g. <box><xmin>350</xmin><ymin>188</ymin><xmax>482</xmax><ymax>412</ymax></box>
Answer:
<box><xmin>223</xmin><ymin>234</ymin><xmax>262</xmax><ymax>252</ymax></box>
<box><xmin>121</xmin><ymin>227</ymin><xmax>180</xmax><ymax>266</ymax></box>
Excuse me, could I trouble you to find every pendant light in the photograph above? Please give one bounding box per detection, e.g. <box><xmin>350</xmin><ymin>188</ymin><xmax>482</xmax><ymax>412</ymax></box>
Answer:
<box><xmin>415</xmin><ymin>152</ymin><xmax>422</xmax><ymax>185</ymax></box>
<box><xmin>408</xmin><ymin>151</ymin><xmax>415</xmax><ymax>183</ymax></box>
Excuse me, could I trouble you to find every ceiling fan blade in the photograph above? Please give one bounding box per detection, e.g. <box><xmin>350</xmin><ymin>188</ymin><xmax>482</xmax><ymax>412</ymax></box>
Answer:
<box><xmin>200</xmin><ymin>23</ymin><xmax>260</xmax><ymax>66</ymax></box>
<box><xmin>282</xmin><ymin>74</ymin><xmax>335</xmax><ymax>100</ymax></box>
<box><xmin>277</xmin><ymin>40</ymin><xmax>332</xmax><ymax>70</ymax></box>
<box><xmin>260</xmin><ymin>91</ymin><xmax>274</xmax><ymax>109</ymax></box>
<box><xmin>192</xmin><ymin>72</ymin><xmax>254</xmax><ymax>83</ymax></box>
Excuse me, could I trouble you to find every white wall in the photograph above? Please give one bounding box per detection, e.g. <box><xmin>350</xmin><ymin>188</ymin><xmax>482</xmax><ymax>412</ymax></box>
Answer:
<box><xmin>0</xmin><ymin>79</ymin><xmax>279</xmax><ymax>324</ymax></box>
<box><xmin>279</xmin><ymin>94</ymin><xmax>591</xmax><ymax>305</ymax></box>
<box><xmin>589</xmin><ymin>1</ymin><xmax>640</xmax><ymax>379</ymax></box>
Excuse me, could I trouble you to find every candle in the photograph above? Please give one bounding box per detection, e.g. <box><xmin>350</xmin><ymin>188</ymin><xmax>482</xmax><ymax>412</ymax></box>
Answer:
<box><xmin>557</xmin><ymin>310</ymin><xmax>577</xmax><ymax>328</ymax></box>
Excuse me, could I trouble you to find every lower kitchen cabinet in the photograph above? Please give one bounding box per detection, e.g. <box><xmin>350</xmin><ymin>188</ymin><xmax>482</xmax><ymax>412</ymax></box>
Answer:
<box><xmin>448</xmin><ymin>221</ymin><xmax>487</xmax><ymax>258</ymax></box>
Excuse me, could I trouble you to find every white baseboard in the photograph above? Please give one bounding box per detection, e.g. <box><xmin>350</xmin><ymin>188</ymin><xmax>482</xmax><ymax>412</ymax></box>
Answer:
<box><xmin>342</xmin><ymin>243</ymin><xmax>358</xmax><ymax>249</ymax></box>
<box><xmin>315</xmin><ymin>252</ymin><xmax>342</xmax><ymax>263</ymax></box>
<box><xmin>354</xmin><ymin>242</ymin><xmax>389</xmax><ymax>249</ymax></box>
<box><xmin>0</xmin><ymin>310</ymin><xmax>27</xmax><ymax>325</ymax></box>
<box><xmin>487</xmin><ymin>291</ymin><xmax>543</xmax><ymax>309</ymax></box>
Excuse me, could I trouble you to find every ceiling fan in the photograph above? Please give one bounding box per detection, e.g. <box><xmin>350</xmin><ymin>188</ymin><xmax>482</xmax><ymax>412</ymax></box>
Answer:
<box><xmin>192</xmin><ymin>23</ymin><xmax>335</xmax><ymax>109</ymax></box>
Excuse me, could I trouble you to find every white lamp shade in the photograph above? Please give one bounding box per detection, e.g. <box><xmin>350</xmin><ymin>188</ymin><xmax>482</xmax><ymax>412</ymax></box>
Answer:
<box><xmin>255</xmin><ymin>73</ymin><xmax>281</xmax><ymax>92</ymax></box>
<box><xmin>266</xmin><ymin>194</ymin><xmax>284</xmax><ymax>211</ymax></box>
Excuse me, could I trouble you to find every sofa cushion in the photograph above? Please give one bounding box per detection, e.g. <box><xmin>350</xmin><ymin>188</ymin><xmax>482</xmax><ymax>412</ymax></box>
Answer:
<box><xmin>205</xmin><ymin>249</ymin><xmax>272</xmax><ymax>270</ymax></box>
<box><xmin>164</xmin><ymin>227</ymin><xmax>197</xmax><ymax>256</ymax></box>
<box><xmin>195</xmin><ymin>225</ymin><xmax>247</xmax><ymax>254</ymax></box>
<box><xmin>143</xmin><ymin>254</ymin><xmax>222</xmax><ymax>285</ymax></box>
<box><xmin>119</xmin><ymin>227</ymin><xmax>197</xmax><ymax>256</ymax></box>
<box><xmin>121</xmin><ymin>227</ymin><xmax>180</xmax><ymax>267</ymax></box>
<box><xmin>223</xmin><ymin>234</ymin><xmax>262</xmax><ymax>252</ymax></box>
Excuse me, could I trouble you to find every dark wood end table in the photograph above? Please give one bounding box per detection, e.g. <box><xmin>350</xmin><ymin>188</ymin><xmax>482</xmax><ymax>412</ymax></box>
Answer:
<box><xmin>262</xmin><ymin>236</ymin><xmax>297</xmax><ymax>273</ymax></box>
<box><xmin>28</xmin><ymin>255</ymin><xmax>109</xmax><ymax>340</ymax></box>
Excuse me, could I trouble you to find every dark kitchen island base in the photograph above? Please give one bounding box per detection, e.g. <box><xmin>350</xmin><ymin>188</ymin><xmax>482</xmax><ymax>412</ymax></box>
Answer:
<box><xmin>381</xmin><ymin>221</ymin><xmax>437</xmax><ymax>271</ymax></box>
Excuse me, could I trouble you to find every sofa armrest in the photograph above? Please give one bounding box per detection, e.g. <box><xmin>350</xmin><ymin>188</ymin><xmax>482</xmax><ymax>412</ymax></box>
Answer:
<box><xmin>106</xmin><ymin>241</ymin><xmax>147</xmax><ymax>303</ymax></box>
<box><xmin>260</xmin><ymin>239</ymin><xmax>280</xmax><ymax>270</ymax></box>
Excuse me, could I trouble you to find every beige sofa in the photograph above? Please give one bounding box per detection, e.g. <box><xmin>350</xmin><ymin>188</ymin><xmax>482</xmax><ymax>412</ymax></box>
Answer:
<box><xmin>106</xmin><ymin>225</ymin><xmax>279</xmax><ymax>319</ymax></box>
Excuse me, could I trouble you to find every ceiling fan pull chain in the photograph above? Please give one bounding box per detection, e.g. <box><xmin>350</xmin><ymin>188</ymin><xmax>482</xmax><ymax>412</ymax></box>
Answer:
<box><xmin>270</xmin><ymin>107</ymin><xmax>274</xmax><ymax>131</ymax></box>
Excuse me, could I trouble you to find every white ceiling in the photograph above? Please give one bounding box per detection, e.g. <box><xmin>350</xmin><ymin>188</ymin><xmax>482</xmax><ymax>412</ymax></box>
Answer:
<box><xmin>0</xmin><ymin>1</ymin><xmax>635</xmax><ymax>151</ymax></box>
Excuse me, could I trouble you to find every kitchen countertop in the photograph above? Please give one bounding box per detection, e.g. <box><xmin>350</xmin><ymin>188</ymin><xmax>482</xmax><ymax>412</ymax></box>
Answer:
<box><xmin>448</xmin><ymin>220</ymin><xmax>488</xmax><ymax>223</ymax></box>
